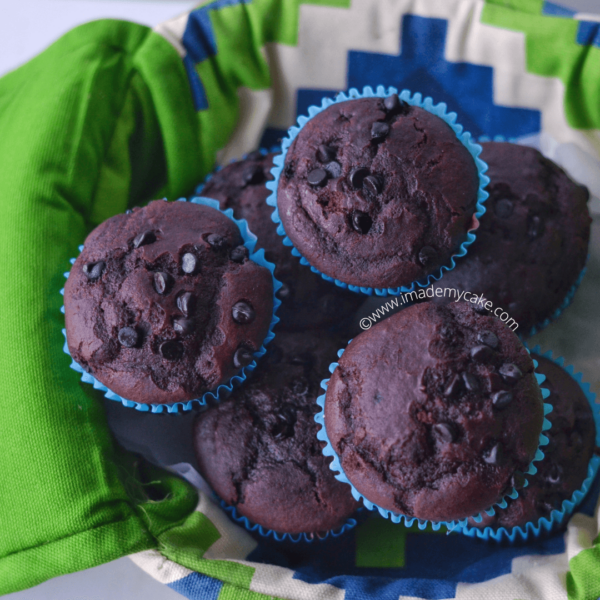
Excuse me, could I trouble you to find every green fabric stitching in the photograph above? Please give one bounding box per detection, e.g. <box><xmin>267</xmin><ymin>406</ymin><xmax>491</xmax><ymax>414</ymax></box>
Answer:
<box><xmin>567</xmin><ymin>541</ymin><xmax>600</xmax><ymax>600</ymax></box>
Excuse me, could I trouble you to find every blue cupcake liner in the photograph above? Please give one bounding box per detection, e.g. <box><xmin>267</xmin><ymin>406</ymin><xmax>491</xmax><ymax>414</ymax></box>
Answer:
<box><xmin>60</xmin><ymin>196</ymin><xmax>282</xmax><ymax>414</ymax></box>
<box><xmin>266</xmin><ymin>85</ymin><xmax>490</xmax><ymax>297</ymax></box>
<box><xmin>476</xmin><ymin>135</ymin><xmax>588</xmax><ymax>339</ymax></box>
<box><xmin>218</xmin><ymin>498</ymin><xmax>359</xmax><ymax>543</ymax></box>
<box><xmin>195</xmin><ymin>146</ymin><xmax>281</xmax><ymax>197</ymax></box>
<box><xmin>456</xmin><ymin>345</ymin><xmax>600</xmax><ymax>543</ymax></box>
<box><xmin>314</xmin><ymin>341</ymin><xmax>552</xmax><ymax>532</ymax></box>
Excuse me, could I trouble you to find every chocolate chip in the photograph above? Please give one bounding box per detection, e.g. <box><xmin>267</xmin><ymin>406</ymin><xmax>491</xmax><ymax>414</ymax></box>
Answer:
<box><xmin>473</xmin><ymin>303</ymin><xmax>489</xmax><ymax>315</ymax></box>
<box><xmin>492</xmin><ymin>390</ymin><xmax>513</xmax><ymax>409</ymax></box>
<box><xmin>371</xmin><ymin>121</ymin><xmax>390</xmax><ymax>142</ymax></box>
<box><xmin>181</xmin><ymin>253</ymin><xmax>198</xmax><ymax>274</ymax></box>
<box><xmin>290</xmin><ymin>376</ymin><xmax>310</xmax><ymax>396</ymax></box>
<box><xmin>245</xmin><ymin>150</ymin><xmax>263</xmax><ymax>161</ymax></box>
<box><xmin>483</xmin><ymin>443</ymin><xmax>504</xmax><ymax>465</ymax></box>
<box><xmin>83</xmin><ymin>261</ymin><xmax>105</xmax><ymax>280</ymax></box>
<box><xmin>349</xmin><ymin>167</ymin><xmax>370</xmax><ymax>189</ymax></box>
<box><xmin>324</xmin><ymin>161</ymin><xmax>342</xmax><ymax>178</ymax></box>
<box><xmin>494</xmin><ymin>198</ymin><xmax>514</xmax><ymax>219</ymax></box>
<box><xmin>433</xmin><ymin>422</ymin><xmax>456</xmax><ymax>443</ymax></box>
<box><xmin>118</xmin><ymin>327</ymin><xmax>139</xmax><ymax>348</ymax></box>
<box><xmin>277</xmin><ymin>282</ymin><xmax>292</xmax><ymax>300</ymax></box>
<box><xmin>230</xmin><ymin>245</ymin><xmax>248</xmax><ymax>263</ymax></box>
<box><xmin>233</xmin><ymin>346</ymin><xmax>254</xmax><ymax>369</ymax></box>
<box><xmin>307</xmin><ymin>168</ymin><xmax>328</xmax><ymax>187</ymax></box>
<box><xmin>418</xmin><ymin>246</ymin><xmax>437</xmax><ymax>267</ymax></box>
<box><xmin>462</xmin><ymin>372</ymin><xmax>480</xmax><ymax>392</ymax></box>
<box><xmin>153</xmin><ymin>272</ymin><xmax>172</xmax><ymax>294</ymax></box>
<box><xmin>499</xmin><ymin>363</ymin><xmax>523</xmax><ymax>385</ymax></box>
<box><xmin>173</xmin><ymin>317</ymin><xmax>194</xmax><ymax>335</ymax></box>
<box><xmin>383</xmin><ymin>93</ymin><xmax>408</xmax><ymax>114</ymax></box>
<box><xmin>232</xmin><ymin>301</ymin><xmax>255</xmax><ymax>324</ymax></box>
<box><xmin>273</xmin><ymin>406</ymin><xmax>297</xmax><ymax>439</ymax></box>
<box><xmin>440</xmin><ymin>325</ymin><xmax>454</xmax><ymax>340</ymax></box>
<box><xmin>545</xmin><ymin>463</ymin><xmax>562</xmax><ymax>485</ymax></box>
<box><xmin>478</xmin><ymin>330</ymin><xmax>499</xmax><ymax>349</ymax></box>
<box><xmin>363</xmin><ymin>175</ymin><xmax>382</xmax><ymax>197</ymax></box>
<box><xmin>177</xmin><ymin>292</ymin><xmax>195</xmax><ymax>316</ymax></box>
<box><xmin>207</xmin><ymin>233</ymin><xmax>228</xmax><ymax>250</ymax></box>
<box><xmin>283</xmin><ymin>161</ymin><xmax>295</xmax><ymax>179</ymax></box>
<box><xmin>132</xmin><ymin>230</ymin><xmax>156</xmax><ymax>248</ymax></box>
<box><xmin>243</xmin><ymin>164</ymin><xmax>265</xmax><ymax>186</ymax></box>
<box><xmin>317</xmin><ymin>145</ymin><xmax>336</xmax><ymax>163</ymax></box>
<box><xmin>510</xmin><ymin>471</ymin><xmax>526</xmax><ymax>490</ymax></box>
<box><xmin>470</xmin><ymin>344</ymin><xmax>495</xmax><ymax>362</ymax></box>
<box><xmin>527</xmin><ymin>214</ymin><xmax>544</xmax><ymax>240</ymax></box>
<box><xmin>484</xmin><ymin>372</ymin><xmax>504</xmax><ymax>393</ymax></box>
<box><xmin>160</xmin><ymin>340</ymin><xmax>183</xmax><ymax>360</ymax></box>
<box><xmin>351</xmin><ymin>211</ymin><xmax>372</xmax><ymax>234</ymax></box>
<box><xmin>444</xmin><ymin>374</ymin><xmax>464</xmax><ymax>398</ymax></box>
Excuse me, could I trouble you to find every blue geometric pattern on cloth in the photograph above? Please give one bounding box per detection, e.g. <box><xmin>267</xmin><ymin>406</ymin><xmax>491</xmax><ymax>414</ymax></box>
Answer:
<box><xmin>542</xmin><ymin>1</ymin><xmax>600</xmax><ymax>48</ymax></box>
<box><xmin>168</xmin><ymin>572</ymin><xmax>223</xmax><ymax>599</ymax></box>
<box><xmin>247</xmin><ymin>526</ymin><xmax>567</xmax><ymax>599</ymax></box>
<box><xmin>182</xmin><ymin>0</ymin><xmax>252</xmax><ymax>110</ymax></box>
<box><xmin>577</xmin><ymin>21</ymin><xmax>600</xmax><ymax>48</ymax></box>
<box><xmin>295</xmin><ymin>14</ymin><xmax>541</xmax><ymax>140</ymax></box>
<box><xmin>542</xmin><ymin>1</ymin><xmax>577</xmax><ymax>17</ymax></box>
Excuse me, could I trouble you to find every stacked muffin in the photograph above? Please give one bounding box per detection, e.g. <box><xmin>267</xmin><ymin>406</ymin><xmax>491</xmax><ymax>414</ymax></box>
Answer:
<box><xmin>63</xmin><ymin>90</ymin><xmax>596</xmax><ymax>540</ymax></box>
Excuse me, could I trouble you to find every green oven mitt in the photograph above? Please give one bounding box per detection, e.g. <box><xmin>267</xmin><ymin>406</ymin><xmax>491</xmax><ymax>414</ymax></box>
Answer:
<box><xmin>0</xmin><ymin>1</ymin><xmax>314</xmax><ymax>591</ymax></box>
<box><xmin>0</xmin><ymin>19</ymin><xmax>209</xmax><ymax>595</ymax></box>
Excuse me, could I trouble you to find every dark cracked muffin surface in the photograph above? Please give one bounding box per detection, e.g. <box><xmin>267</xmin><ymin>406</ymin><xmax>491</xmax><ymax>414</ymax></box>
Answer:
<box><xmin>200</xmin><ymin>151</ymin><xmax>364</xmax><ymax>330</ymax></box>
<box><xmin>64</xmin><ymin>200</ymin><xmax>274</xmax><ymax>405</ymax></box>
<box><xmin>276</xmin><ymin>95</ymin><xmax>480</xmax><ymax>289</ymax></box>
<box><xmin>324</xmin><ymin>301</ymin><xmax>545</xmax><ymax>522</ymax></box>
<box><xmin>433</xmin><ymin>142</ymin><xmax>591</xmax><ymax>334</ymax></box>
<box><xmin>193</xmin><ymin>329</ymin><xmax>360</xmax><ymax>535</ymax></box>
<box><xmin>471</xmin><ymin>354</ymin><xmax>596</xmax><ymax>531</ymax></box>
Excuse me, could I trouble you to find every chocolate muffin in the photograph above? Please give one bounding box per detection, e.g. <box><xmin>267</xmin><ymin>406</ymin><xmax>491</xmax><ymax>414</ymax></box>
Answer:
<box><xmin>323</xmin><ymin>301</ymin><xmax>545</xmax><ymax>522</ymax></box>
<box><xmin>433</xmin><ymin>142</ymin><xmax>591</xmax><ymax>334</ymax></box>
<box><xmin>276</xmin><ymin>94</ymin><xmax>480</xmax><ymax>289</ymax></box>
<box><xmin>471</xmin><ymin>354</ymin><xmax>596</xmax><ymax>531</ymax></box>
<box><xmin>193</xmin><ymin>330</ymin><xmax>360</xmax><ymax>535</ymax></box>
<box><xmin>64</xmin><ymin>200</ymin><xmax>274</xmax><ymax>405</ymax></box>
<box><xmin>200</xmin><ymin>151</ymin><xmax>364</xmax><ymax>330</ymax></box>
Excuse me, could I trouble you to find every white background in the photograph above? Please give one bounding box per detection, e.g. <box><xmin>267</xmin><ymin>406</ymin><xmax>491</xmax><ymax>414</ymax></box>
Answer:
<box><xmin>2</xmin><ymin>0</ymin><xmax>599</xmax><ymax>599</ymax></box>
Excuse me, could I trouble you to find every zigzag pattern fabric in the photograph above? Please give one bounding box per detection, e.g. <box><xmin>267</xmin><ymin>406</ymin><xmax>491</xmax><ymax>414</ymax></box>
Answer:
<box><xmin>143</xmin><ymin>5</ymin><xmax>600</xmax><ymax>598</ymax></box>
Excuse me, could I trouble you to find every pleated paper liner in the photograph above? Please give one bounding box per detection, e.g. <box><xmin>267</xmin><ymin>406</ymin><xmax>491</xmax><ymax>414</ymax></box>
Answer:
<box><xmin>60</xmin><ymin>196</ymin><xmax>281</xmax><ymax>414</ymax></box>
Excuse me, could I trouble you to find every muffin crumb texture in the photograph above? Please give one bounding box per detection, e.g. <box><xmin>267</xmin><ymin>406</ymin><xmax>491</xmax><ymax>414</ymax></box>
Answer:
<box><xmin>194</xmin><ymin>330</ymin><xmax>360</xmax><ymax>535</ymax></box>
<box><xmin>325</xmin><ymin>301</ymin><xmax>545</xmax><ymax>522</ymax></box>
<box><xmin>277</xmin><ymin>96</ymin><xmax>480</xmax><ymax>288</ymax></box>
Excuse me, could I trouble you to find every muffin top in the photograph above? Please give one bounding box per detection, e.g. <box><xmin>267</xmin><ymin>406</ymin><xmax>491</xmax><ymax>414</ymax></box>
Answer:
<box><xmin>200</xmin><ymin>152</ymin><xmax>363</xmax><ymax>330</ymax></box>
<box><xmin>324</xmin><ymin>301</ymin><xmax>545</xmax><ymax>522</ymax></box>
<box><xmin>64</xmin><ymin>200</ymin><xmax>274</xmax><ymax>404</ymax></box>
<box><xmin>471</xmin><ymin>354</ymin><xmax>596</xmax><ymax>531</ymax></box>
<box><xmin>276</xmin><ymin>95</ymin><xmax>480</xmax><ymax>289</ymax></box>
<box><xmin>193</xmin><ymin>329</ymin><xmax>360</xmax><ymax>535</ymax></box>
<box><xmin>434</xmin><ymin>142</ymin><xmax>591</xmax><ymax>334</ymax></box>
